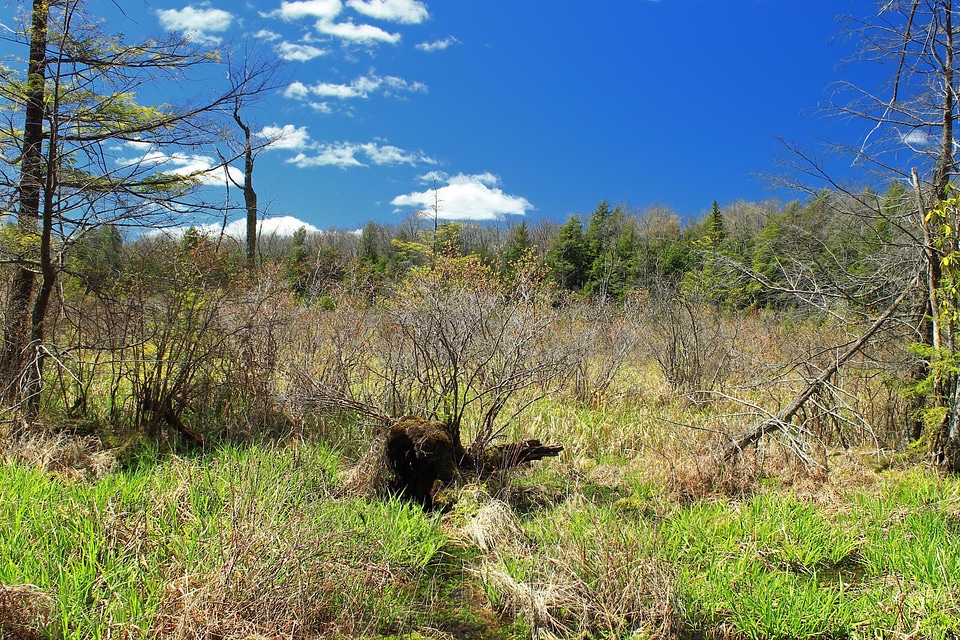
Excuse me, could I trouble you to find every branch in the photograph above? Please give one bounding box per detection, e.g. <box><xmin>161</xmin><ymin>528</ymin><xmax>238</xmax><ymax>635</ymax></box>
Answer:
<box><xmin>722</xmin><ymin>282</ymin><xmax>914</xmax><ymax>461</ymax></box>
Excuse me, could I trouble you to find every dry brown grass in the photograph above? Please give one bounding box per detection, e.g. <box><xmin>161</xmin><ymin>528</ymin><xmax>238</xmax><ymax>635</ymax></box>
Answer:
<box><xmin>0</xmin><ymin>584</ymin><xmax>54</xmax><ymax>640</ymax></box>
<box><xmin>458</xmin><ymin>490</ymin><xmax>682</xmax><ymax>639</ymax></box>
<box><xmin>149</xmin><ymin>510</ymin><xmax>405</xmax><ymax>639</ymax></box>
<box><xmin>1</xmin><ymin>433</ymin><xmax>115</xmax><ymax>481</ymax></box>
<box><xmin>341</xmin><ymin>438</ymin><xmax>392</xmax><ymax>499</ymax></box>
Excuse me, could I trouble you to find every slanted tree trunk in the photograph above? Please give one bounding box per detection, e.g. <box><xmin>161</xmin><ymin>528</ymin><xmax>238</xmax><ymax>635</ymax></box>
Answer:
<box><xmin>723</xmin><ymin>285</ymin><xmax>911</xmax><ymax>462</ymax></box>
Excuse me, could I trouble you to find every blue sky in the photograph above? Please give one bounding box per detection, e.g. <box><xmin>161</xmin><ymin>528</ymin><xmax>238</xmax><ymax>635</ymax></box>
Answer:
<box><xmin>7</xmin><ymin>0</ymin><xmax>884</xmax><ymax>231</ymax></box>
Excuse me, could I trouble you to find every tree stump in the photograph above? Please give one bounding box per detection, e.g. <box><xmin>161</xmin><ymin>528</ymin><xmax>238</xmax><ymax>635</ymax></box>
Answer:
<box><xmin>386</xmin><ymin>417</ymin><xmax>458</xmax><ymax>509</ymax></box>
<box><xmin>385</xmin><ymin>415</ymin><xmax>563</xmax><ymax>509</ymax></box>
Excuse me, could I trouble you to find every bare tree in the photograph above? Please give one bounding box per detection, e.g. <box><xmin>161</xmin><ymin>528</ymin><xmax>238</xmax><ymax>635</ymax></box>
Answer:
<box><xmin>219</xmin><ymin>46</ymin><xmax>285</xmax><ymax>272</ymax></box>
<box><xmin>727</xmin><ymin>1</ymin><xmax>960</xmax><ymax>469</ymax></box>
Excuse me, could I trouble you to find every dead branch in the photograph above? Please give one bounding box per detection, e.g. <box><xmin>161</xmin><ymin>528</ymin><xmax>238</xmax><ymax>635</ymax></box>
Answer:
<box><xmin>722</xmin><ymin>283</ymin><xmax>913</xmax><ymax>462</ymax></box>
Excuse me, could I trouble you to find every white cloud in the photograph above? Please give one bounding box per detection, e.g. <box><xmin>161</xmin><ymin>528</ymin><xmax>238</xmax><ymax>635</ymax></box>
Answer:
<box><xmin>392</xmin><ymin>173</ymin><xmax>533</xmax><ymax>220</ymax></box>
<box><xmin>267</xmin><ymin>0</ymin><xmax>343</xmax><ymax>21</ymax></box>
<box><xmin>416</xmin><ymin>170</ymin><xmax>448</xmax><ymax>184</ymax></box>
<box><xmin>346</xmin><ymin>0</ymin><xmax>429</xmax><ymax>24</ymax></box>
<box><xmin>361</xmin><ymin>142</ymin><xmax>435</xmax><ymax>165</ymax></box>
<box><xmin>159</xmin><ymin>216</ymin><xmax>321</xmax><ymax>240</ymax></box>
<box><xmin>289</xmin><ymin>144</ymin><xmax>365</xmax><ymax>168</ymax></box>
<box><xmin>282</xmin><ymin>72</ymin><xmax>425</xmax><ymax>101</ymax></box>
<box><xmin>309</xmin><ymin>81</ymin><xmax>368</xmax><ymax>98</ymax></box>
<box><xmin>254</xmin><ymin>29</ymin><xmax>282</xmax><ymax>41</ymax></box>
<box><xmin>901</xmin><ymin>129</ymin><xmax>934</xmax><ymax>148</ymax></box>
<box><xmin>156</xmin><ymin>6</ymin><xmax>233</xmax><ymax>45</ymax></box>
<box><xmin>287</xmin><ymin>141</ymin><xmax>434</xmax><ymax>169</ymax></box>
<box><xmin>257</xmin><ymin>124</ymin><xmax>312</xmax><ymax>151</ymax></box>
<box><xmin>120</xmin><ymin>146</ymin><xmax>243</xmax><ymax>187</ymax></box>
<box><xmin>283</xmin><ymin>81</ymin><xmax>311</xmax><ymax>99</ymax></box>
<box><xmin>382</xmin><ymin>75</ymin><xmax>427</xmax><ymax>95</ymax></box>
<box><xmin>276</xmin><ymin>41</ymin><xmax>327</xmax><ymax>61</ymax></box>
<box><xmin>315</xmin><ymin>18</ymin><xmax>401</xmax><ymax>44</ymax></box>
<box><xmin>416</xmin><ymin>36</ymin><xmax>459</xmax><ymax>52</ymax></box>
<box><xmin>218</xmin><ymin>215</ymin><xmax>321</xmax><ymax>238</ymax></box>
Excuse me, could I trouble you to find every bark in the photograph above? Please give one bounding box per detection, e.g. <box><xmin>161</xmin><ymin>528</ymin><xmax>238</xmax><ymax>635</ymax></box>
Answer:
<box><xmin>2</xmin><ymin>0</ymin><xmax>48</xmax><ymax>420</ymax></box>
<box><xmin>929</xmin><ymin>1</ymin><xmax>960</xmax><ymax>471</ymax></box>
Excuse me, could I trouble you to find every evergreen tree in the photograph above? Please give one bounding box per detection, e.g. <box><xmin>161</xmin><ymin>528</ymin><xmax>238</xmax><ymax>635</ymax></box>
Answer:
<box><xmin>707</xmin><ymin>201</ymin><xmax>726</xmax><ymax>244</ymax></box>
<box><xmin>546</xmin><ymin>214</ymin><xmax>590</xmax><ymax>291</ymax></box>
<box><xmin>501</xmin><ymin>221</ymin><xmax>534</xmax><ymax>277</ymax></box>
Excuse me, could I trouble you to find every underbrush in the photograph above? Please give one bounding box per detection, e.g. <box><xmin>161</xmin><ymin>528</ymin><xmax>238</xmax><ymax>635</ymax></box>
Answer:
<box><xmin>1</xmin><ymin>434</ymin><xmax>958</xmax><ymax>639</ymax></box>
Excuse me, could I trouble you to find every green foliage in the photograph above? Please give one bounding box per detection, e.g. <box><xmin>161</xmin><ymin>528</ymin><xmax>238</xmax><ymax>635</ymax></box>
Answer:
<box><xmin>681</xmin><ymin>202</ymin><xmax>755</xmax><ymax>308</ymax></box>
<box><xmin>546</xmin><ymin>213</ymin><xmax>590</xmax><ymax>291</ymax></box>
<box><xmin>284</xmin><ymin>226</ymin><xmax>312</xmax><ymax>296</ymax></box>
<box><xmin>500</xmin><ymin>221</ymin><xmax>533</xmax><ymax>279</ymax></box>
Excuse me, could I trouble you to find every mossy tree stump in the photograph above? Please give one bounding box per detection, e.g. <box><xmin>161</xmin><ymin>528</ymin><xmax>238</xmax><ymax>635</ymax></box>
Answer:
<box><xmin>385</xmin><ymin>415</ymin><xmax>562</xmax><ymax>509</ymax></box>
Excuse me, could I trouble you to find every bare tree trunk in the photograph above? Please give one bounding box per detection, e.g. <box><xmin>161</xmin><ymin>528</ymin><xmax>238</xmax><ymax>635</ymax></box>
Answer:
<box><xmin>2</xmin><ymin>0</ymin><xmax>48</xmax><ymax>424</ymax></box>
<box><xmin>233</xmin><ymin>106</ymin><xmax>258</xmax><ymax>272</ymax></box>
<box><xmin>928</xmin><ymin>2</ymin><xmax>960</xmax><ymax>471</ymax></box>
<box><xmin>25</xmin><ymin>114</ymin><xmax>59</xmax><ymax>418</ymax></box>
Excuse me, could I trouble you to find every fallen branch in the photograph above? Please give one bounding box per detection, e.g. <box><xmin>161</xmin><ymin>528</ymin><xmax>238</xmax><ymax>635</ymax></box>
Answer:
<box><xmin>722</xmin><ymin>284</ymin><xmax>913</xmax><ymax>462</ymax></box>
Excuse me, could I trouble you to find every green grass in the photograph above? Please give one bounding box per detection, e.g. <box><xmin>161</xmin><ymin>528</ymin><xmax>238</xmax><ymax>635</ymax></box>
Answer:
<box><xmin>3</xmin><ymin>437</ymin><xmax>960</xmax><ymax>639</ymax></box>
<box><xmin>0</xmin><ymin>442</ymin><xmax>509</xmax><ymax>639</ymax></box>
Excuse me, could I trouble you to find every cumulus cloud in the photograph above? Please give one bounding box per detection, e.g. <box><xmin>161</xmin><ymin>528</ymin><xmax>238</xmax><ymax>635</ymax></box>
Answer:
<box><xmin>282</xmin><ymin>72</ymin><xmax>425</xmax><ymax>101</ymax></box>
<box><xmin>254</xmin><ymin>29</ymin><xmax>282</xmax><ymax>41</ymax></box>
<box><xmin>392</xmin><ymin>173</ymin><xmax>533</xmax><ymax>220</ymax></box>
<box><xmin>276</xmin><ymin>41</ymin><xmax>327</xmax><ymax>61</ymax></box>
<box><xmin>215</xmin><ymin>215</ymin><xmax>321</xmax><ymax>238</ymax></box>
<box><xmin>315</xmin><ymin>18</ymin><xmax>401</xmax><ymax>44</ymax></box>
<box><xmin>416</xmin><ymin>36</ymin><xmax>459</xmax><ymax>52</ymax></box>
<box><xmin>289</xmin><ymin>144</ymin><xmax>365</xmax><ymax>168</ymax></box>
<box><xmin>257</xmin><ymin>124</ymin><xmax>312</xmax><ymax>151</ymax></box>
<box><xmin>156</xmin><ymin>6</ymin><xmax>232</xmax><ymax>45</ymax></box>
<box><xmin>267</xmin><ymin>0</ymin><xmax>343</xmax><ymax>21</ymax></box>
<box><xmin>287</xmin><ymin>141</ymin><xmax>434</xmax><ymax>169</ymax></box>
<box><xmin>283</xmin><ymin>81</ymin><xmax>311</xmax><ymax>99</ymax></box>
<box><xmin>346</xmin><ymin>0</ymin><xmax>429</xmax><ymax>24</ymax></box>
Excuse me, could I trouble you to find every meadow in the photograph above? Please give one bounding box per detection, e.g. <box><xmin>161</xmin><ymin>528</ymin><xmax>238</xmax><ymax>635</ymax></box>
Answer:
<box><xmin>0</xmin><ymin>251</ymin><xmax>956</xmax><ymax>639</ymax></box>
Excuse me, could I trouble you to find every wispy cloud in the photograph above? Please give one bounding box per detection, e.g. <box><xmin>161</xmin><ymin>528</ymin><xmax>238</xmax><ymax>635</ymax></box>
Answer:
<box><xmin>257</xmin><ymin>124</ymin><xmax>312</xmax><ymax>151</ymax></box>
<box><xmin>287</xmin><ymin>141</ymin><xmax>435</xmax><ymax>168</ymax></box>
<box><xmin>156</xmin><ymin>5</ymin><xmax>233</xmax><ymax>45</ymax></box>
<box><xmin>283</xmin><ymin>72</ymin><xmax>425</xmax><ymax>101</ymax></box>
<box><xmin>119</xmin><ymin>145</ymin><xmax>243</xmax><ymax>187</ymax></box>
<box><xmin>266</xmin><ymin>0</ymin><xmax>343</xmax><ymax>21</ymax></box>
<box><xmin>346</xmin><ymin>0</ymin><xmax>429</xmax><ymax>24</ymax></box>
<box><xmin>254</xmin><ymin>29</ymin><xmax>282</xmax><ymax>41</ymax></box>
<box><xmin>315</xmin><ymin>18</ymin><xmax>401</xmax><ymax>44</ymax></box>
<box><xmin>416</xmin><ymin>36</ymin><xmax>459</xmax><ymax>52</ymax></box>
<box><xmin>276</xmin><ymin>41</ymin><xmax>328</xmax><ymax>61</ymax></box>
<box><xmin>392</xmin><ymin>172</ymin><xmax>533</xmax><ymax>220</ymax></box>
<box><xmin>901</xmin><ymin>129</ymin><xmax>934</xmax><ymax>149</ymax></box>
